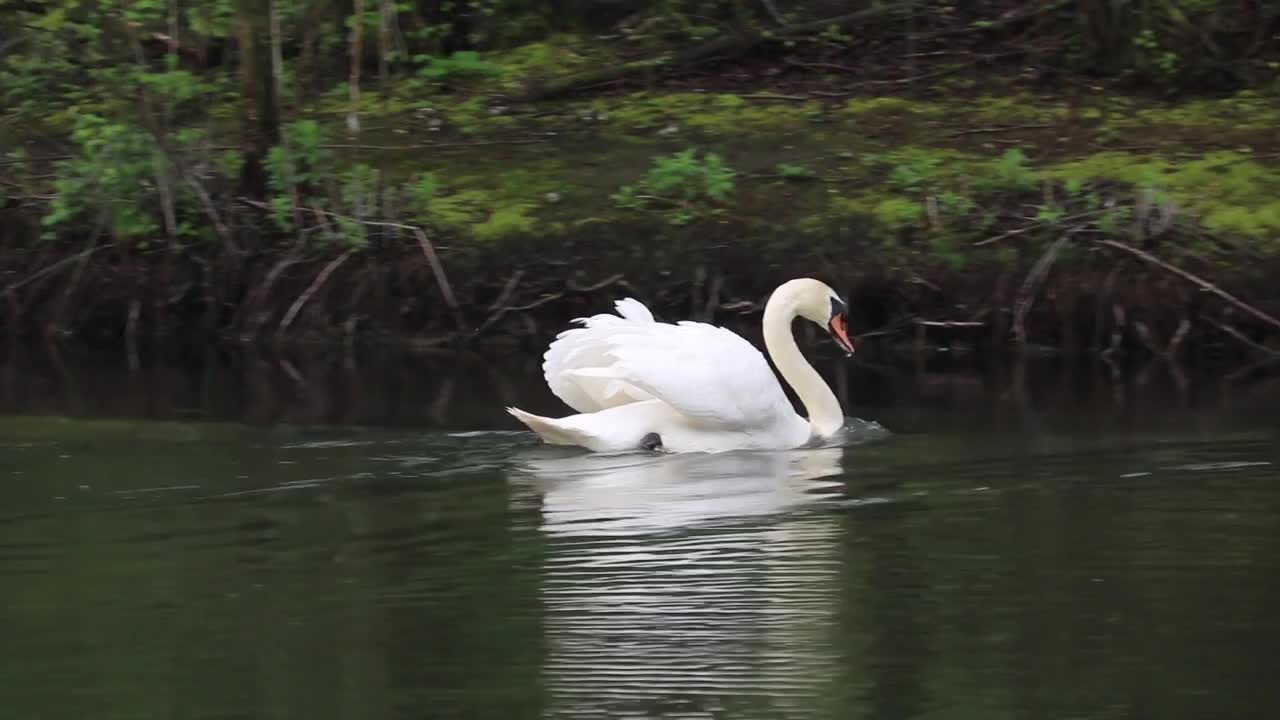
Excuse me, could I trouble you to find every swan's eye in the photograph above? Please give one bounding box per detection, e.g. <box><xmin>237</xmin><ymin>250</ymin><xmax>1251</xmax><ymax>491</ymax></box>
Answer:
<box><xmin>828</xmin><ymin>296</ymin><xmax>847</xmax><ymax>319</ymax></box>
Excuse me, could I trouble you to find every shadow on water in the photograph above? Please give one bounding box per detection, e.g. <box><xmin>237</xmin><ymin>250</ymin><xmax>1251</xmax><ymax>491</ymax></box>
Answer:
<box><xmin>2</xmin><ymin>339</ymin><xmax>1280</xmax><ymax>440</ymax></box>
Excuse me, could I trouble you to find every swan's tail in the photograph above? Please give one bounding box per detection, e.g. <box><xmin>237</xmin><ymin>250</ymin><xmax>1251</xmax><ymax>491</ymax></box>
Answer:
<box><xmin>506</xmin><ymin>407</ymin><xmax>594</xmax><ymax>447</ymax></box>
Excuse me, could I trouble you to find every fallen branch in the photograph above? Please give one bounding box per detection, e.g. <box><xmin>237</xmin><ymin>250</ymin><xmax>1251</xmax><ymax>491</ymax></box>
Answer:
<box><xmin>1</xmin><ymin>245</ymin><xmax>106</xmax><ymax>296</ymax></box>
<box><xmin>1098</xmin><ymin>238</ymin><xmax>1280</xmax><ymax>334</ymax></box>
<box><xmin>319</xmin><ymin>138</ymin><xmax>547</xmax><ymax>151</ymax></box>
<box><xmin>910</xmin><ymin>0</ymin><xmax>1074</xmax><ymax>42</ymax></box>
<box><xmin>182</xmin><ymin>172</ymin><xmax>239</xmax><ymax>256</ymax></box>
<box><xmin>516</xmin><ymin>3</ymin><xmax>920</xmax><ymax>101</ymax></box>
<box><xmin>473</xmin><ymin>271</ymin><xmax>526</xmax><ymax>338</ymax></box>
<box><xmin>238</xmin><ymin>197</ymin><xmax>465</xmax><ymax>332</ymax></box>
<box><xmin>276</xmin><ymin>249</ymin><xmax>354</xmax><ymax>338</ymax></box>
<box><xmin>946</xmin><ymin>123</ymin><xmax>1052</xmax><ymax>138</ymax></box>
<box><xmin>1203</xmin><ymin>315</ymin><xmax>1280</xmax><ymax>357</ymax></box>
<box><xmin>1013</xmin><ymin>233</ymin><xmax>1071</xmax><ymax>348</ymax></box>
<box><xmin>411</xmin><ymin>227</ymin><xmax>466</xmax><ymax>332</ymax></box>
<box><xmin>486</xmin><ymin>270</ymin><xmax>525</xmax><ymax>314</ymax></box>
<box><xmin>474</xmin><ymin>274</ymin><xmax>629</xmax><ymax>337</ymax></box>
<box><xmin>974</xmin><ymin>209</ymin><xmax>1109</xmax><ymax>246</ymax></box>
<box><xmin>242</xmin><ymin>253</ymin><xmax>305</xmax><ymax>337</ymax></box>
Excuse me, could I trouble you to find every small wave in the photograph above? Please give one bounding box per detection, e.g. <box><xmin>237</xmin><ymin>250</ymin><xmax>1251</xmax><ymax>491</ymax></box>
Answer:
<box><xmin>280</xmin><ymin>439</ymin><xmax>381</xmax><ymax>449</ymax></box>
<box><xmin>446</xmin><ymin>430</ymin><xmax>529</xmax><ymax>438</ymax></box>
<box><xmin>112</xmin><ymin>484</ymin><xmax>201</xmax><ymax>496</ymax></box>
<box><xmin>1164</xmin><ymin>461</ymin><xmax>1273</xmax><ymax>472</ymax></box>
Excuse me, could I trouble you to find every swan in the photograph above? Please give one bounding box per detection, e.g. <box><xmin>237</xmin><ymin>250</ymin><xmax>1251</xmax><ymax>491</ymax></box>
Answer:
<box><xmin>506</xmin><ymin>277</ymin><xmax>856</xmax><ymax>454</ymax></box>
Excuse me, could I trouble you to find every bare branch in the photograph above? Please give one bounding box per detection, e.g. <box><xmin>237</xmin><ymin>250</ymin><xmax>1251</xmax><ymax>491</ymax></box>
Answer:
<box><xmin>277</xmin><ymin>249</ymin><xmax>354</xmax><ymax>337</ymax></box>
<box><xmin>1098</xmin><ymin>238</ymin><xmax>1280</xmax><ymax>334</ymax></box>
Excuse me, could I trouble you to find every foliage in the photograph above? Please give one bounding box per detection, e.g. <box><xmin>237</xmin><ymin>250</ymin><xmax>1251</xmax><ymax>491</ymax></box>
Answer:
<box><xmin>974</xmin><ymin>149</ymin><xmax>1040</xmax><ymax>195</ymax></box>
<box><xmin>43</xmin><ymin>115</ymin><xmax>169</xmax><ymax>242</ymax></box>
<box><xmin>888</xmin><ymin>156</ymin><xmax>943</xmax><ymax>194</ymax></box>
<box><xmin>415</xmin><ymin>51</ymin><xmax>500</xmax><ymax>83</ymax></box>
<box><xmin>613</xmin><ymin>149</ymin><xmax>736</xmax><ymax>225</ymax></box>
<box><xmin>777</xmin><ymin>163</ymin><xmax>816</xmax><ymax>181</ymax></box>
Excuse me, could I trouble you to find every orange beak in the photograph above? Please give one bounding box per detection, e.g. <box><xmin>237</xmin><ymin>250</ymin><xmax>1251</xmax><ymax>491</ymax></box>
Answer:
<box><xmin>828</xmin><ymin>313</ymin><xmax>855</xmax><ymax>356</ymax></box>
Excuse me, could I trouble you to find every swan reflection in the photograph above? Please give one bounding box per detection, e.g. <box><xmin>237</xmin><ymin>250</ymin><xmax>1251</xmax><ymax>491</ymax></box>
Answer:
<box><xmin>510</xmin><ymin>448</ymin><xmax>848</xmax><ymax>717</ymax></box>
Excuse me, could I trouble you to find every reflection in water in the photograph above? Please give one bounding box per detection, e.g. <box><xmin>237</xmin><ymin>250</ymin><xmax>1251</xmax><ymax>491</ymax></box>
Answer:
<box><xmin>511</xmin><ymin>448</ymin><xmax>848</xmax><ymax>717</ymax></box>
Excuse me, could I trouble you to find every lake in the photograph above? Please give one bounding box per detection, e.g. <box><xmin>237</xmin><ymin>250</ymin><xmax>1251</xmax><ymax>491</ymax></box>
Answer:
<box><xmin>2</xmin><ymin>343</ymin><xmax>1279</xmax><ymax>719</ymax></box>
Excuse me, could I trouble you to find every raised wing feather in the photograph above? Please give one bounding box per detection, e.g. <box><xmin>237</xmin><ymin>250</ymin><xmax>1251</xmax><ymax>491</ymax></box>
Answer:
<box><xmin>542</xmin><ymin>298</ymin><xmax>658</xmax><ymax>413</ymax></box>
<box><xmin>599</xmin><ymin>320</ymin><xmax>794</xmax><ymax>429</ymax></box>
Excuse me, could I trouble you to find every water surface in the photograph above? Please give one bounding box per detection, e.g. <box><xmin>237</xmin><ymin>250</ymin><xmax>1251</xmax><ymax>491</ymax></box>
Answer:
<box><xmin>2</xmin><ymin>347</ymin><xmax>1279</xmax><ymax>719</ymax></box>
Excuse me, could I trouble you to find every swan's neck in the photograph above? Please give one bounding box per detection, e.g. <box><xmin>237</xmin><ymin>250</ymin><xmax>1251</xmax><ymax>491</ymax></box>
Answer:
<box><xmin>762</xmin><ymin>294</ymin><xmax>844</xmax><ymax>438</ymax></box>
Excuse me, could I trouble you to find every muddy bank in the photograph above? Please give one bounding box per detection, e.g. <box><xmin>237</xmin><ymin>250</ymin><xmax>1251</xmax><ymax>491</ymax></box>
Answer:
<box><xmin>5</xmin><ymin>337</ymin><xmax>1279</xmax><ymax>434</ymax></box>
<box><xmin>6</xmin><ymin>84</ymin><xmax>1280</xmax><ymax>370</ymax></box>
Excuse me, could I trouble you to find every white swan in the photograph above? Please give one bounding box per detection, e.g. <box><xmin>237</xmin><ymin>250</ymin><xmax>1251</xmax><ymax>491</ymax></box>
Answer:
<box><xmin>506</xmin><ymin>277</ymin><xmax>855</xmax><ymax>453</ymax></box>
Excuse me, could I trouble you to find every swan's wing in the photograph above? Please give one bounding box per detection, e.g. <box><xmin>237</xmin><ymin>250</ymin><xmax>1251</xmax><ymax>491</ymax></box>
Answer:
<box><xmin>542</xmin><ymin>298</ymin><xmax>659</xmax><ymax>413</ymax></box>
<box><xmin>542</xmin><ymin>299</ymin><xmax>794</xmax><ymax>428</ymax></box>
<box><xmin>600</xmin><ymin>319</ymin><xmax>795</xmax><ymax>430</ymax></box>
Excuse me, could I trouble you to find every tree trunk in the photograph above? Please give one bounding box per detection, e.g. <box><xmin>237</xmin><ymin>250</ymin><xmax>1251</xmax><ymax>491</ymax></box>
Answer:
<box><xmin>235</xmin><ymin>0</ymin><xmax>279</xmax><ymax>197</ymax></box>
<box><xmin>269</xmin><ymin>0</ymin><xmax>304</xmax><ymax>237</ymax></box>
<box><xmin>348</xmin><ymin>0</ymin><xmax>364</xmax><ymax>135</ymax></box>
<box><xmin>378</xmin><ymin>0</ymin><xmax>391</xmax><ymax>84</ymax></box>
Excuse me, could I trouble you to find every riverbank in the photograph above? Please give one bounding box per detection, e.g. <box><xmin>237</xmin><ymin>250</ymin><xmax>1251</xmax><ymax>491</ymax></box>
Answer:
<box><xmin>4</xmin><ymin>28</ymin><xmax>1280</xmax><ymax>369</ymax></box>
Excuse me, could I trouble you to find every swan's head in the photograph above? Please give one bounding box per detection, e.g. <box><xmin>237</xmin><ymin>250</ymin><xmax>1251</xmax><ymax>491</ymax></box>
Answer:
<box><xmin>782</xmin><ymin>278</ymin><xmax>856</xmax><ymax>356</ymax></box>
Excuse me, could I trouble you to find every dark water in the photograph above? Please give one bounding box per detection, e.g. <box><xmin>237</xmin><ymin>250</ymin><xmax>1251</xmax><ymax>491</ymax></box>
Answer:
<box><xmin>2</xmin><ymin>343</ymin><xmax>1280</xmax><ymax>719</ymax></box>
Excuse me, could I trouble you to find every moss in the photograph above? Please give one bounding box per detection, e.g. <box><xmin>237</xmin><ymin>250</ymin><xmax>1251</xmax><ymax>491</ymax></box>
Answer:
<box><xmin>594</xmin><ymin>92</ymin><xmax>820</xmax><ymax>137</ymax></box>
<box><xmin>1123</xmin><ymin>91</ymin><xmax>1280</xmax><ymax>130</ymax></box>
<box><xmin>419</xmin><ymin>156</ymin><xmax>576</xmax><ymax>241</ymax></box>
<box><xmin>1049</xmin><ymin>152</ymin><xmax>1170</xmax><ymax>187</ymax></box>
<box><xmin>872</xmin><ymin>196</ymin><xmax>925</xmax><ymax>229</ymax></box>
<box><xmin>486</xmin><ymin>34</ymin><xmax>616</xmax><ymax>90</ymax></box>
<box><xmin>840</xmin><ymin>96</ymin><xmax>945</xmax><ymax>118</ymax></box>
<box><xmin>1049</xmin><ymin>149</ymin><xmax>1280</xmax><ymax>239</ymax></box>
<box><xmin>443</xmin><ymin>96</ymin><xmax>517</xmax><ymax>135</ymax></box>
<box><xmin>474</xmin><ymin>203</ymin><xmax>537</xmax><ymax>240</ymax></box>
<box><xmin>965</xmin><ymin>94</ymin><xmax>1068</xmax><ymax>123</ymax></box>
<box><xmin>430</xmin><ymin>189</ymin><xmax>494</xmax><ymax>230</ymax></box>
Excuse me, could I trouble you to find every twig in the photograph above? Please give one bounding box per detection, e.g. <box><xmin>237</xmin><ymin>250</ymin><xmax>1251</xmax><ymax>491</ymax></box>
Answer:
<box><xmin>318</xmin><ymin>139</ymin><xmax>546</xmax><ymax>150</ymax></box>
<box><xmin>946</xmin><ymin>123</ymin><xmax>1052</xmax><ymax>138</ymax></box>
<box><xmin>276</xmin><ymin>249</ymin><xmax>353</xmax><ymax>338</ymax></box>
<box><xmin>477</xmin><ymin>273</ymin><xmax>630</xmax><ymax>336</ymax></box>
<box><xmin>736</xmin><ymin>93</ymin><xmax>812</xmax><ymax>102</ymax></box>
<box><xmin>915</xmin><ymin>320</ymin><xmax>986</xmax><ymax>328</ymax></box>
<box><xmin>1098</xmin><ymin>238</ymin><xmax>1280</xmax><ymax>334</ymax></box>
<box><xmin>566</xmin><ymin>273</ymin><xmax>627</xmax><ymax>292</ymax></box>
<box><xmin>782</xmin><ymin>58</ymin><xmax>859</xmax><ymax>74</ymax></box>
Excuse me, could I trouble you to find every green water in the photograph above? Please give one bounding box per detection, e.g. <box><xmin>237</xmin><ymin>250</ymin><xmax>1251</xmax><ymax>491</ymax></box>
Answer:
<box><xmin>2</xmin><ymin>349</ymin><xmax>1279</xmax><ymax>719</ymax></box>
